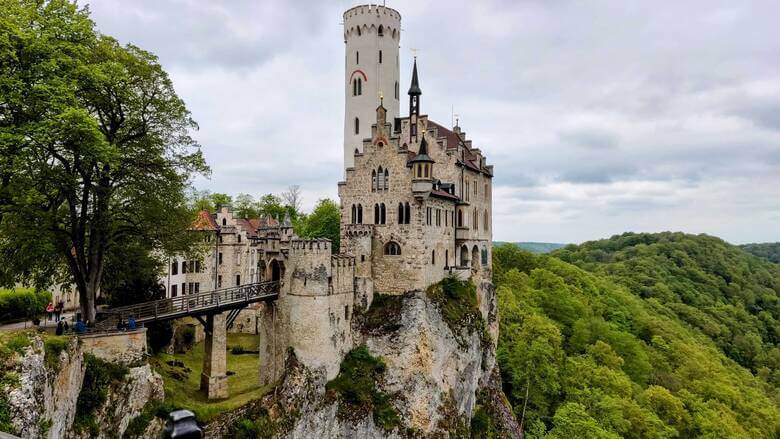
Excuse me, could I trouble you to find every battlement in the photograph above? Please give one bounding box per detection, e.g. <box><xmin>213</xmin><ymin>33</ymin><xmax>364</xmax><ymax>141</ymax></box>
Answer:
<box><xmin>331</xmin><ymin>254</ymin><xmax>356</xmax><ymax>268</ymax></box>
<box><xmin>289</xmin><ymin>239</ymin><xmax>332</xmax><ymax>254</ymax></box>
<box><xmin>343</xmin><ymin>224</ymin><xmax>375</xmax><ymax>237</ymax></box>
<box><xmin>343</xmin><ymin>4</ymin><xmax>401</xmax><ymax>40</ymax></box>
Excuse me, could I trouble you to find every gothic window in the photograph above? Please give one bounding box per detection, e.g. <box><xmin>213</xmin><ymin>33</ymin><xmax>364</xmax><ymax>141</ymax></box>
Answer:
<box><xmin>404</xmin><ymin>202</ymin><xmax>410</xmax><ymax>224</ymax></box>
<box><xmin>384</xmin><ymin>168</ymin><xmax>389</xmax><ymax>190</ymax></box>
<box><xmin>380</xmin><ymin>203</ymin><xmax>386</xmax><ymax>224</ymax></box>
<box><xmin>371</xmin><ymin>169</ymin><xmax>377</xmax><ymax>191</ymax></box>
<box><xmin>377</xmin><ymin>166</ymin><xmax>384</xmax><ymax>191</ymax></box>
<box><xmin>222</xmin><ymin>218</ymin><xmax>227</xmax><ymax>226</ymax></box>
<box><xmin>374</xmin><ymin>204</ymin><xmax>380</xmax><ymax>224</ymax></box>
<box><xmin>353</xmin><ymin>79</ymin><xmax>357</xmax><ymax>96</ymax></box>
<box><xmin>357</xmin><ymin>204</ymin><xmax>363</xmax><ymax>224</ymax></box>
<box><xmin>473</xmin><ymin>208</ymin><xmax>478</xmax><ymax>231</ymax></box>
<box><xmin>358</xmin><ymin>78</ymin><xmax>362</xmax><ymax>95</ymax></box>
<box><xmin>384</xmin><ymin>241</ymin><xmax>401</xmax><ymax>255</ymax></box>
<box><xmin>357</xmin><ymin>26</ymin><xmax>361</xmax><ymax>36</ymax></box>
<box><xmin>485</xmin><ymin>183</ymin><xmax>489</xmax><ymax>200</ymax></box>
<box><xmin>379</xmin><ymin>50</ymin><xmax>383</xmax><ymax>63</ymax></box>
<box><xmin>465</xmin><ymin>181</ymin><xmax>469</xmax><ymax>201</ymax></box>
<box><xmin>417</xmin><ymin>165</ymin><xmax>422</xmax><ymax>178</ymax></box>
<box><xmin>356</xmin><ymin>51</ymin><xmax>359</xmax><ymax>64</ymax></box>
<box><xmin>355</xmin><ymin>117</ymin><xmax>360</xmax><ymax>134</ymax></box>
<box><xmin>397</xmin><ymin>203</ymin><xmax>404</xmax><ymax>224</ymax></box>
<box><xmin>378</xmin><ymin>25</ymin><xmax>384</xmax><ymax>36</ymax></box>
<box><xmin>423</xmin><ymin>164</ymin><xmax>429</xmax><ymax>178</ymax></box>
<box><xmin>351</xmin><ymin>204</ymin><xmax>357</xmax><ymax>224</ymax></box>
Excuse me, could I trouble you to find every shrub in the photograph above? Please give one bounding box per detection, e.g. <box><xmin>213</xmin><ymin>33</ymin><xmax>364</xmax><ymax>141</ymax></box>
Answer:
<box><xmin>74</xmin><ymin>354</ymin><xmax>128</xmax><ymax>434</ymax></box>
<box><xmin>146</xmin><ymin>321</ymin><xmax>173</xmax><ymax>353</ymax></box>
<box><xmin>173</xmin><ymin>324</ymin><xmax>196</xmax><ymax>354</ymax></box>
<box><xmin>43</xmin><ymin>336</ymin><xmax>69</xmax><ymax>370</ymax></box>
<box><xmin>326</xmin><ymin>345</ymin><xmax>400</xmax><ymax>431</ymax></box>
<box><xmin>426</xmin><ymin>276</ymin><xmax>485</xmax><ymax>347</ymax></box>
<box><xmin>360</xmin><ymin>293</ymin><xmax>404</xmax><ymax>334</ymax></box>
<box><xmin>0</xmin><ymin>288</ymin><xmax>51</xmax><ymax>322</ymax></box>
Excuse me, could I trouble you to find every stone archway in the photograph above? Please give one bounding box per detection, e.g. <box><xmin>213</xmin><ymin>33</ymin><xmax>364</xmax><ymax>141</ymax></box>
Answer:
<box><xmin>270</xmin><ymin>259</ymin><xmax>285</xmax><ymax>282</ymax></box>
<box><xmin>257</xmin><ymin>260</ymin><xmax>266</xmax><ymax>282</ymax></box>
<box><xmin>471</xmin><ymin>245</ymin><xmax>480</xmax><ymax>271</ymax></box>
<box><xmin>460</xmin><ymin>244</ymin><xmax>469</xmax><ymax>267</ymax></box>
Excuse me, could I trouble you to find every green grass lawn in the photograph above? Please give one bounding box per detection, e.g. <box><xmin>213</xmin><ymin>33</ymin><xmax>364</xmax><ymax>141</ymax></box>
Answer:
<box><xmin>152</xmin><ymin>333</ymin><xmax>270</xmax><ymax>423</ymax></box>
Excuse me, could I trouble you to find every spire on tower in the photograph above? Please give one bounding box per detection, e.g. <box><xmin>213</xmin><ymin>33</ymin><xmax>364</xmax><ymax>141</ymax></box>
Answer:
<box><xmin>408</xmin><ymin>57</ymin><xmax>422</xmax><ymax>96</ymax></box>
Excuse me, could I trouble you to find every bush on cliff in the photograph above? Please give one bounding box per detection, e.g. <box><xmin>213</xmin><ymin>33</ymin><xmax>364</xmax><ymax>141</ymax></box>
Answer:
<box><xmin>426</xmin><ymin>275</ymin><xmax>485</xmax><ymax>347</ymax></box>
<box><xmin>74</xmin><ymin>354</ymin><xmax>129</xmax><ymax>435</ymax></box>
<box><xmin>326</xmin><ymin>345</ymin><xmax>400</xmax><ymax>431</ymax></box>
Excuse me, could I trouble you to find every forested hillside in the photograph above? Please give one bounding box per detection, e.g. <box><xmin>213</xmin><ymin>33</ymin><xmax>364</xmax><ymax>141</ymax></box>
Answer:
<box><xmin>741</xmin><ymin>242</ymin><xmax>780</xmax><ymax>264</ymax></box>
<box><xmin>493</xmin><ymin>233</ymin><xmax>779</xmax><ymax>438</ymax></box>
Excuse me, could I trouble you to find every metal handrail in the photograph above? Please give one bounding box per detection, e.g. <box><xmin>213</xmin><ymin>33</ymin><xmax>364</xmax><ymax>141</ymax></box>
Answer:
<box><xmin>95</xmin><ymin>281</ymin><xmax>279</xmax><ymax>328</ymax></box>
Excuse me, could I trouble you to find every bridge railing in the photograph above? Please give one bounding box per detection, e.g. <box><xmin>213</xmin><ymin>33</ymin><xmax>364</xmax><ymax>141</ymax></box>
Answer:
<box><xmin>97</xmin><ymin>281</ymin><xmax>279</xmax><ymax>327</ymax></box>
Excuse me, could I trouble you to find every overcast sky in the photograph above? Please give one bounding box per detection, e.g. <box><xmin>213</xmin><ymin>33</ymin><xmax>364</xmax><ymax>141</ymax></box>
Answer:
<box><xmin>85</xmin><ymin>0</ymin><xmax>780</xmax><ymax>244</ymax></box>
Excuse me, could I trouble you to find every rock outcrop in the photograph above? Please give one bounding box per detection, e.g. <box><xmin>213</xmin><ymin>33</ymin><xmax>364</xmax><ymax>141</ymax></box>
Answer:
<box><xmin>231</xmin><ymin>282</ymin><xmax>519</xmax><ymax>438</ymax></box>
<box><xmin>3</xmin><ymin>334</ymin><xmax>164</xmax><ymax>439</ymax></box>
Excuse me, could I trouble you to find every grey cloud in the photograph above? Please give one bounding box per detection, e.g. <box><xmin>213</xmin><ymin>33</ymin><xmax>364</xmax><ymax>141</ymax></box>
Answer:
<box><xmin>559</xmin><ymin>127</ymin><xmax>620</xmax><ymax>150</ymax></box>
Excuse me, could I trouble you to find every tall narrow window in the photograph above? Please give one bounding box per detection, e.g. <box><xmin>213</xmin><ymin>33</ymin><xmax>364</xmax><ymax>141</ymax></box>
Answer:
<box><xmin>445</xmin><ymin>250</ymin><xmax>449</xmax><ymax>268</ymax></box>
<box><xmin>384</xmin><ymin>168</ymin><xmax>389</xmax><ymax>190</ymax></box>
<box><xmin>404</xmin><ymin>202</ymin><xmax>410</xmax><ymax>224</ymax></box>
<box><xmin>379</xmin><ymin>50</ymin><xmax>383</xmax><ymax>63</ymax></box>
<box><xmin>380</xmin><ymin>203</ymin><xmax>386</xmax><ymax>224</ymax></box>
<box><xmin>374</xmin><ymin>204</ymin><xmax>380</xmax><ymax>224</ymax></box>
<box><xmin>356</xmin><ymin>51</ymin><xmax>359</xmax><ymax>64</ymax></box>
<box><xmin>484</xmin><ymin>210</ymin><xmax>489</xmax><ymax>230</ymax></box>
<box><xmin>377</xmin><ymin>166</ymin><xmax>384</xmax><ymax>191</ymax></box>
<box><xmin>236</xmin><ymin>274</ymin><xmax>241</xmax><ymax>286</ymax></box>
<box><xmin>357</xmin><ymin>77</ymin><xmax>362</xmax><ymax>95</ymax></box>
<box><xmin>371</xmin><ymin>169</ymin><xmax>377</xmax><ymax>191</ymax></box>
<box><xmin>378</xmin><ymin>25</ymin><xmax>384</xmax><ymax>36</ymax></box>
<box><xmin>398</xmin><ymin>203</ymin><xmax>404</xmax><ymax>224</ymax></box>
<box><xmin>357</xmin><ymin>204</ymin><xmax>363</xmax><ymax>224</ymax></box>
<box><xmin>354</xmin><ymin>117</ymin><xmax>359</xmax><ymax>135</ymax></box>
<box><xmin>351</xmin><ymin>204</ymin><xmax>357</xmax><ymax>224</ymax></box>
<box><xmin>171</xmin><ymin>261</ymin><xmax>178</xmax><ymax>275</ymax></box>
<box><xmin>432</xmin><ymin>250</ymin><xmax>436</xmax><ymax>265</ymax></box>
<box><xmin>353</xmin><ymin>79</ymin><xmax>357</xmax><ymax>96</ymax></box>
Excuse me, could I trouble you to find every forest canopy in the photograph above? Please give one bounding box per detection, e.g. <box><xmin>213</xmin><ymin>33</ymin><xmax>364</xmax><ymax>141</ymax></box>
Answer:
<box><xmin>494</xmin><ymin>233</ymin><xmax>780</xmax><ymax>438</ymax></box>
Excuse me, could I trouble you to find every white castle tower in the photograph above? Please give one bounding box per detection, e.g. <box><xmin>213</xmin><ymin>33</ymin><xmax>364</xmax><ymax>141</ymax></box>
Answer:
<box><xmin>343</xmin><ymin>4</ymin><xmax>401</xmax><ymax>171</ymax></box>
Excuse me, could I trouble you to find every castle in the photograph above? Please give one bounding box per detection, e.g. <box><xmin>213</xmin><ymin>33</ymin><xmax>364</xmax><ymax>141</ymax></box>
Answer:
<box><xmin>161</xmin><ymin>3</ymin><xmax>494</xmax><ymax>395</ymax></box>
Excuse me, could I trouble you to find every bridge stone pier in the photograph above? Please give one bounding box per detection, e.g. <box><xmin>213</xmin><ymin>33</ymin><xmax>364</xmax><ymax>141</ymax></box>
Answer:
<box><xmin>200</xmin><ymin>312</ymin><xmax>228</xmax><ymax>399</ymax></box>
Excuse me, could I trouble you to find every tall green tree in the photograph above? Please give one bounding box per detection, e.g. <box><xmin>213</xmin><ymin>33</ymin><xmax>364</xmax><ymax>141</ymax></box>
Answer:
<box><xmin>0</xmin><ymin>0</ymin><xmax>208</xmax><ymax>321</ymax></box>
<box><xmin>295</xmin><ymin>199</ymin><xmax>340</xmax><ymax>252</ymax></box>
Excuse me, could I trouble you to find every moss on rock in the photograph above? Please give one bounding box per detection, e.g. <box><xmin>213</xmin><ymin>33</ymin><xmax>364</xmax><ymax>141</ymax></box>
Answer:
<box><xmin>426</xmin><ymin>275</ymin><xmax>486</xmax><ymax>348</ymax></box>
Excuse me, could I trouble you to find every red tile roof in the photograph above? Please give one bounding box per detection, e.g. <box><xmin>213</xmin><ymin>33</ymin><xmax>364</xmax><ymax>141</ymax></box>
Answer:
<box><xmin>191</xmin><ymin>210</ymin><xmax>218</xmax><ymax>231</ymax></box>
<box><xmin>427</xmin><ymin>120</ymin><xmax>460</xmax><ymax>150</ymax></box>
<box><xmin>430</xmin><ymin>189</ymin><xmax>460</xmax><ymax>202</ymax></box>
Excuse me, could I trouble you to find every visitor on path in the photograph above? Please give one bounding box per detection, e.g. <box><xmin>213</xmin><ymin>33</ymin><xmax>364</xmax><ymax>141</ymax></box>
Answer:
<box><xmin>62</xmin><ymin>318</ymin><xmax>69</xmax><ymax>333</ymax></box>
<box><xmin>54</xmin><ymin>301</ymin><xmax>62</xmax><ymax>321</ymax></box>
<box><xmin>117</xmin><ymin>319</ymin><xmax>126</xmax><ymax>331</ymax></box>
<box><xmin>127</xmin><ymin>316</ymin><xmax>137</xmax><ymax>331</ymax></box>
<box><xmin>46</xmin><ymin>302</ymin><xmax>54</xmax><ymax>321</ymax></box>
<box><xmin>56</xmin><ymin>319</ymin><xmax>64</xmax><ymax>335</ymax></box>
<box><xmin>75</xmin><ymin>320</ymin><xmax>86</xmax><ymax>334</ymax></box>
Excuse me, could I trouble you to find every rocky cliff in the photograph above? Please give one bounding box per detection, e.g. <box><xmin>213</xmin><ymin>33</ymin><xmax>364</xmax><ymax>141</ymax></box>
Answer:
<box><xmin>221</xmin><ymin>278</ymin><xmax>520</xmax><ymax>438</ymax></box>
<box><xmin>1</xmin><ymin>334</ymin><xmax>164</xmax><ymax>439</ymax></box>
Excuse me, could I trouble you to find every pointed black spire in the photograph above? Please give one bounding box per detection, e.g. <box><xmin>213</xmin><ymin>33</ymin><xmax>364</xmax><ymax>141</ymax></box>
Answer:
<box><xmin>408</xmin><ymin>57</ymin><xmax>422</xmax><ymax>96</ymax></box>
<box><xmin>410</xmin><ymin>135</ymin><xmax>434</xmax><ymax>164</ymax></box>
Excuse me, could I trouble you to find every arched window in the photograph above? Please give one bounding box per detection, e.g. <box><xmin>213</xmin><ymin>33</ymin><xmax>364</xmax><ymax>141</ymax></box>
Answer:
<box><xmin>384</xmin><ymin>168</ymin><xmax>389</xmax><ymax>190</ymax></box>
<box><xmin>357</xmin><ymin>204</ymin><xmax>363</xmax><ymax>224</ymax></box>
<box><xmin>379</xmin><ymin>50</ymin><xmax>382</xmax><ymax>63</ymax></box>
<box><xmin>222</xmin><ymin>218</ymin><xmax>227</xmax><ymax>226</ymax></box>
<box><xmin>384</xmin><ymin>241</ymin><xmax>401</xmax><ymax>255</ymax></box>
<box><xmin>354</xmin><ymin>117</ymin><xmax>360</xmax><ymax>134</ymax></box>
<box><xmin>432</xmin><ymin>250</ymin><xmax>436</xmax><ymax>265</ymax></box>
<box><xmin>358</xmin><ymin>77</ymin><xmax>362</xmax><ymax>95</ymax></box>
<box><xmin>417</xmin><ymin>165</ymin><xmax>422</xmax><ymax>178</ymax></box>
<box><xmin>378</xmin><ymin>25</ymin><xmax>384</xmax><ymax>36</ymax></box>
<box><xmin>404</xmin><ymin>202</ymin><xmax>410</xmax><ymax>224</ymax></box>
<box><xmin>371</xmin><ymin>169</ymin><xmax>377</xmax><ymax>191</ymax></box>
<box><xmin>377</xmin><ymin>166</ymin><xmax>384</xmax><ymax>191</ymax></box>
<box><xmin>398</xmin><ymin>203</ymin><xmax>404</xmax><ymax>224</ymax></box>
<box><xmin>351</xmin><ymin>204</ymin><xmax>357</xmax><ymax>224</ymax></box>
<box><xmin>380</xmin><ymin>203</ymin><xmax>386</xmax><ymax>224</ymax></box>
<box><xmin>423</xmin><ymin>164</ymin><xmax>429</xmax><ymax>178</ymax></box>
<box><xmin>374</xmin><ymin>204</ymin><xmax>380</xmax><ymax>224</ymax></box>
<box><xmin>457</xmin><ymin>209</ymin><xmax>463</xmax><ymax>227</ymax></box>
<box><xmin>356</xmin><ymin>51</ymin><xmax>359</xmax><ymax>64</ymax></box>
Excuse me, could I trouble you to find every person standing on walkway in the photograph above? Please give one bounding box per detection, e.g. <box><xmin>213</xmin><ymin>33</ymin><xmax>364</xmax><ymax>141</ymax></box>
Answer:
<box><xmin>56</xmin><ymin>319</ymin><xmax>64</xmax><ymax>335</ymax></box>
<box><xmin>46</xmin><ymin>302</ymin><xmax>54</xmax><ymax>321</ymax></box>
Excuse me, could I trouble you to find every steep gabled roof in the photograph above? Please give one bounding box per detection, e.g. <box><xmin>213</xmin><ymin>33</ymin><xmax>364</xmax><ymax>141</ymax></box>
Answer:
<box><xmin>191</xmin><ymin>210</ymin><xmax>218</xmax><ymax>231</ymax></box>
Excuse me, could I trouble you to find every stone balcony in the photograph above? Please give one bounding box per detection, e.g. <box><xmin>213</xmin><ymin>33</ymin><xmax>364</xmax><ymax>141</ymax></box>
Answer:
<box><xmin>455</xmin><ymin>227</ymin><xmax>470</xmax><ymax>241</ymax></box>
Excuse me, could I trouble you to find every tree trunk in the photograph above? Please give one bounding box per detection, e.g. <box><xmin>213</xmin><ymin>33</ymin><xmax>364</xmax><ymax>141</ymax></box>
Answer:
<box><xmin>80</xmin><ymin>281</ymin><xmax>97</xmax><ymax>323</ymax></box>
